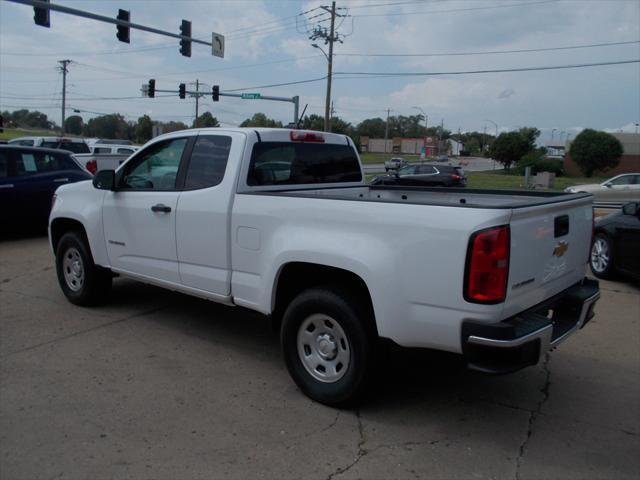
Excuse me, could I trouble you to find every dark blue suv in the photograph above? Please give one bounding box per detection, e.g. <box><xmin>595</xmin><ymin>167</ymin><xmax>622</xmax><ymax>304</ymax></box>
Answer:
<box><xmin>0</xmin><ymin>145</ymin><xmax>91</xmax><ymax>232</ymax></box>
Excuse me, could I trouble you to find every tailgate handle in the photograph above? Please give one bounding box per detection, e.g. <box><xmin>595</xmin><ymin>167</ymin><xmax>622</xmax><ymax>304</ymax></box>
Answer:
<box><xmin>555</xmin><ymin>215</ymin><xmax>569</xmax><ymax>238</ymax></box>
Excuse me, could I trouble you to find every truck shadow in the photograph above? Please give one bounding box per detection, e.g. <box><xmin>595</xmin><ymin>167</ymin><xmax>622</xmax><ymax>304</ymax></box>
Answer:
<box><xmin>110</xmin><ymin>280</ymin><xmax>543</xmax><ymax>413</ymax></box>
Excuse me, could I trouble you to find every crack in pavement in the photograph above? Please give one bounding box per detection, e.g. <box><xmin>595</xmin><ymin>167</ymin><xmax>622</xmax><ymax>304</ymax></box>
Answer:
<box><xmin>1</xmin><ymin>265</ymin><xmax>53</xmax><ymax>285</ymax></box>
<box><xmin>0</xmin><ymin>304</ymin><xmax>170</xmax><ymax>359</ymax></box>
<box><xmin>514</xmin><ymin>353</ymin><xmax>552</xmax><ymax>480</ymax></box>
<box><xmin>326</xmin><ymin>409</ymin><xmax>367</xmax><ymax>480</ymax></box>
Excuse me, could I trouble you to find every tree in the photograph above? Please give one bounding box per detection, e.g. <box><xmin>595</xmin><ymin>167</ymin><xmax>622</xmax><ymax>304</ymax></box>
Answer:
<box><xmin>239</xmin><ymin>112</ymin><xmax>282</xmax><ymax>128</ymax></box>
<box><xmin>64</xmin><ymin>115</ymin><xmax>83</xmax><ymax>135</ymax></box>
<box><xmin>488</xmin><ymin>132</ymin><xmax>531</xmax><ymax>170</ymax></box>
<box><xmin>569</xmin><ymin>129</ymin><xmax>623</xmax><ymax>177</ymax></box>
<box><xmin>160</xmin><ymin>121</ymin><xmax>189</xmax><ymax>133</ymax></box>
<box><xmin>194</xmin><ymin>111</ymin><xmax>220</xmax><ymax>128</ymax></box>
<box><xmin>84</xmin><ymin>114</ymin><xmax>130</xmax><ymax>139</ymax></box>
<box><xmin>3</xmin><ymin>109</ymin><xmax>55</xmax><ymax>129</ymax></box>
<box><xmin>135</xmin><ymin>115</ymin><xmax>153</xmax><ymax>144</ymax></box>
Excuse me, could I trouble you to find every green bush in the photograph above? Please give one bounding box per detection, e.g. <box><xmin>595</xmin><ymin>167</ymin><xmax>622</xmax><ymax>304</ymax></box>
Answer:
<box><xmin>534</xmin><ymin>158</ymin><xmax>564</xmax><ymax>176</ymax></box>
<box><xmin>514</xmin><ymin>150</ymin><xmax>563</xmax><ymax>176</ymax></box>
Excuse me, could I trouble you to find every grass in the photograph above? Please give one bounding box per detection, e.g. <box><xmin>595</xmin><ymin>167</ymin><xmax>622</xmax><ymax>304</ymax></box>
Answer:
<box><xmin>366</xmin><ymin>169</ymin><xmax>608</xmax><ymax>192</ymax></box>
<box><xmin>467</xmin><ymin>171</ymin><xmax>608</xmax><ymax>192</ymax></box>
<box><xmin>359</xmin><ymin>152</ymin><xmax>423</xmax><ymax>164</ymax></box>
<box><xmin>0</xmin><ymin>128</ymin><xmax>75</xmax><ymax>141</ymax></box>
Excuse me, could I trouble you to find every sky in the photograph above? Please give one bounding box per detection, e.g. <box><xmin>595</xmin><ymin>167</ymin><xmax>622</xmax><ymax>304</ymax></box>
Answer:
<box><xmin>0</xmin><ymin>0</ymin><xmax>639</xmax><ymax>143</ymax></box>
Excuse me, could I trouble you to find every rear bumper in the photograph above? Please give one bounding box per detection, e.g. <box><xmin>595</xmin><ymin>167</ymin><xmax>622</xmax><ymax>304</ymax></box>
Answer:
<box><xmin>461</xmin><ymin>277</ymin><xmax>600</xmax><ymax>374</ymax></box>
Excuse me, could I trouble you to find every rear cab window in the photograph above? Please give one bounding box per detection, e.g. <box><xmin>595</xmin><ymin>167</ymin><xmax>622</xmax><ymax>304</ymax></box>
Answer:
<box><xmin>247</xmin><ymin>142</ymin><xmax>362</xmax><ymax>186</ymax></box>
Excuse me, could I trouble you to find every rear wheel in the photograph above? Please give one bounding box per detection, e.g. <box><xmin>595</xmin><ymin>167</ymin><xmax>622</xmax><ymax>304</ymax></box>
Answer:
<box><xmin>590</xmin><ymin>233</ymin><xmax>614</xmax><ymax>279</ymax></box>
<box><xmin>56</xmin><ymin>231</ymin><xmax>112</xmax><ymax>306</ymax></box>
<box><xmin>281</xmin><ymin>286</ymin><xmax>375</xmax><ymax>406</ymax></box>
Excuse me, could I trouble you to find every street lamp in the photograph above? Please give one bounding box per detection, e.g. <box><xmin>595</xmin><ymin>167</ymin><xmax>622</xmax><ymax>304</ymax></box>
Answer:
<box><xmin>485</xmin><ymin>119</ymin><xmax>498</xmax><ymax>170</ymax></box>
<box><xmin>311</xmin><ymin>42</ymin><xmax>333</xmax><ymax>132</ymax></box>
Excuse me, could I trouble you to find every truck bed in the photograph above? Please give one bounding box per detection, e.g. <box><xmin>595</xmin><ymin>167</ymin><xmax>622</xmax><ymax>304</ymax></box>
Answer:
<box><xmin>250</xmin><ymin>185</ymin><xmax>593</xmax><ymax>209</ymax></box>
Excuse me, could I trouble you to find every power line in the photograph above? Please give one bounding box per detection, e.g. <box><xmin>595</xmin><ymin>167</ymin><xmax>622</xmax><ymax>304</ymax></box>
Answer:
<box><xmin>224</xmin><ymin>76</ymin><xmax>327</xmax><ymax>92</ymax></box>
<box><xmin>353</xmin><ymin>0</ymin><xmax>558</xmax><ymax>17</ymax></box>
<box><xmin>337</xmin><ymin>40</ymin><xmax>640</xmax><ymax>57</ymax></box>
<box><xmin>0</xmin><ymin>44</ymin><xmax>175</xmax><ymax>57</ymax></box>
<box><xmin>334</xmin><ymin>59</ymin><xmax>640</xmax><ymax>77</ymax></box>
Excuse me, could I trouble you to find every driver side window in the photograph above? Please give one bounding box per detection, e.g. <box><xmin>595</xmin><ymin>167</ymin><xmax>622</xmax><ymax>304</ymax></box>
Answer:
<box><xmin>121</xmin><ymin>138</ymin><xmax>188</xmax><ymax>190</ymax></box>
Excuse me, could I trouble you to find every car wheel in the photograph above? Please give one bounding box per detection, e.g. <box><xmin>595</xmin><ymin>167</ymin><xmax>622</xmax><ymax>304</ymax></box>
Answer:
<box><xmin>281</xmin><ymin>286</ymin><xmax>375</xmax><ymax>406</ymax></box>
<box><xmin>590</xmin><ymin>233</ymin><xmax>614</xmax><ymax>279</ymax></box>
<box><xmin>56</xmin><ymin>231</ymin><xmax>112</xmax><ymax>306</ymax></box>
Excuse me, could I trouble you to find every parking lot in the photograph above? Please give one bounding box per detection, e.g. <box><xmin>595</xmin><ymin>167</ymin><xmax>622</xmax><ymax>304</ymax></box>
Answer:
<box><xmin>1</xmin><ymin>235</ymin><xmax>638</xmax><ymax>479</ymax></box>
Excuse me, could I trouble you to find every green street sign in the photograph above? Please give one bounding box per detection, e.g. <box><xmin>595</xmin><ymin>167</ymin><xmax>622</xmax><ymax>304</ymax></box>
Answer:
<box><xmin>241</xmin><ymin>93</ymin><xmax>261</xmax><ymax>99</ymax></box>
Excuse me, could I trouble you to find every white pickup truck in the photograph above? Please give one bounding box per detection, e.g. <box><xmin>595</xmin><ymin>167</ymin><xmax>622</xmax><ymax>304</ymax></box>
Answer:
<box><xmin>49</xmin><ymin>128</ymin><xmax>600</xmax><ymax>405</ymax></box>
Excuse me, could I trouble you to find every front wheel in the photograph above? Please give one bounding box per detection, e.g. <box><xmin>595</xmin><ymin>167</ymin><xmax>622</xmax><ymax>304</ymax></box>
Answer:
<box><xmin>56</xmin><ymin>231</ymin><xmax>112</xmax><ymax>306</ymax></box>
<box><xmin>590</xmin><ymin>233</ymin><xmax>614</xmax><ymax>279</ymax></box>
<box><xmin>281</xmin><ymin>287</ymin><xmax>375</xmax><ymax>406</ymax></box>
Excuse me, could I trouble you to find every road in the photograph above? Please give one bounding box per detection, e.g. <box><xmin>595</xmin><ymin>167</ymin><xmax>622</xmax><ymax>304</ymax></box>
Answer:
<box><xmin>1</xmin><ymin>236</ymin><xmax>638</xmax><ymax>479</ymax></box>
<box><xmin>363</xmin><ymin>157</ymin><xmax>498</xmax><ymax>174</ymax></box>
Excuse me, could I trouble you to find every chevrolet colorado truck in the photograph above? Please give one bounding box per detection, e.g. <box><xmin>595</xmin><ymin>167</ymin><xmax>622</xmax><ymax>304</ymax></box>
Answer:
<box><xmin>49</xmin><ymin>128</ymin><xmax>600</xmax><ymax>405</ymax></box>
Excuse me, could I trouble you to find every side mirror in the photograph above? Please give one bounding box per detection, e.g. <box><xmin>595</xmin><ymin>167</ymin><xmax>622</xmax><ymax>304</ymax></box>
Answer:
<box><xmin>622</xmin><ymin>202</ymin><xmax>639</xmax><ymax>216</ymax></box>
<box><xmin>92</xmin><ymin>169</ymin><xmax>116</xmax><ymax>190</ymax></box>
<box><xmin>603</xmin><ymin>182</ymin><xmax>612</xmax><ymax>188</ymax></box>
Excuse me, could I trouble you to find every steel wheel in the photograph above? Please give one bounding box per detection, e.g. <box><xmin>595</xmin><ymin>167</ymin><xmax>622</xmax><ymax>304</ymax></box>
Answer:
<box><xmin>62</xmin><ymin>247</ymin><xmax>85</xmax><ymax>292</ymax></box>
<box><xmin>591</xmin><ymin>237</ymin><xmax>610</xmax><ymax>274</ymax></box>
<box><xmin>297</xmin><ymin>313</ymin><xmax>351</xmax><ymax>383</ymax></box>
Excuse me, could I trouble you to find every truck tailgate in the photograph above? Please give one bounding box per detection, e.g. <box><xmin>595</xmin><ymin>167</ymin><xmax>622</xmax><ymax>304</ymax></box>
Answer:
<box><xmin>503</xmin><ymin>196</ymin><xmax>593</xmax><ymax>318</ymax></box>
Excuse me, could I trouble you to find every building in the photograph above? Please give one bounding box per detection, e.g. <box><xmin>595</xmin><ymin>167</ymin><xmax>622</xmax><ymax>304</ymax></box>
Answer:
<box><xmin>360</xmin><ymin>136</ymin><xmax>462</xmax><ymax>156</ymax></box>
<box><xmin>563</xmin><ymin>133</ymin><xmax>640</xmax><ymax>176</ymax></box>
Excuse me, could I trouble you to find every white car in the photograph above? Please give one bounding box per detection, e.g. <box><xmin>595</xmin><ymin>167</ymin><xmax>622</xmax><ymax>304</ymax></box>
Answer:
<box><xmin>565</xmin><ymin>173</ymin><xmax>640</xmax><ymax>202</ymax></box>
<box><xmin>49</xmin><ymin>128</ymin><xmax>600</xmax><ymax>405</ymax></box>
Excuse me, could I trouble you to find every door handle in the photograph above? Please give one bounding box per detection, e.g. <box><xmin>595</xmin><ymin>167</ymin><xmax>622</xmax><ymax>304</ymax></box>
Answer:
<box><xmin>0</xmin><ymin>184</ymin><xmax>14</xmax><ymax>189</ymax></box>
<box><xmin>151</xmin><ymin>203</ymin><xmax>172</xmax><ymax>213</ymax></box>
<box><xmin>53</xmin><ymin>178</ymin><xmax>69</xmax><ymax>183</ymax></box>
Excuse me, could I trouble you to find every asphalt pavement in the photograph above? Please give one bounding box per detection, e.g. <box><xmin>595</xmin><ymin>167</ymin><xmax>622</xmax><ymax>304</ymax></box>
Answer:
<box><xmin>1</xmin><ymin>236</ymin><xmax>638</xmax><ymax>479</ymax></box>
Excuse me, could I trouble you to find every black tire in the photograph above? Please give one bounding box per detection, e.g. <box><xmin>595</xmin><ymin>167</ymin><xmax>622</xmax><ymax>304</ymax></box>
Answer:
<box><xmin>281</xmin><ymin>286</ymin><xmax>375</xmax><ymax>406</ymax></box>
<box><xmin>55</xmin><ymin>231</ymin><xmax>112</xmax><ymax>306</ymax></box>
<box><xmin>590</xmin><ymin>233</ymin><xmax>615</xmax><ymax>279</ymax></box>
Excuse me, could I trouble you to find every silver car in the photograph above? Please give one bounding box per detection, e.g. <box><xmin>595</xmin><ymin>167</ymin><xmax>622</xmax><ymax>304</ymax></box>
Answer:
<box><xmin>565</xmin><ymin>173</ymin><xmax>640</xmax><ymax>202</ymax></box>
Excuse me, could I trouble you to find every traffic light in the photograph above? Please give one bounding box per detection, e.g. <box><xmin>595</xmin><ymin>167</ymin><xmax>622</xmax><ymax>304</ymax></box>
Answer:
<box><xmin>179</xmin><ymin>83</ymin><xmax>186</xmax><ymax>99</ymax></box>
<box><xmin>116</xmin><ymin>9</ymin><xmax>130</xmax><ymax>43</ymax></box>
<box><xmin>148</xmin><ymin>79</ymin><xmax>156</xmax><ymax>98</ymax></box>
<box><xmin>179</xmin><ymin>20</ymin><xmax>191</xmax><ymax>57</ymax></box>
<box><xmin>33</xmin><ymin>0</ymin><xmax>50</xmax><ymax>28</ymax></box>
<box><xmin>212</xmin><ymin>85</ymin><xmax>219</xmax><ymax>102</ymax></box>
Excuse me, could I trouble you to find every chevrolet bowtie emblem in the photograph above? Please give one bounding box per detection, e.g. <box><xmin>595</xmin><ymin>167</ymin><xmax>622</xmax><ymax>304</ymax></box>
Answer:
<box><xmin>553</xmin><ymin>241</ymin><xmax>569</xmax><ymax>257</ymax></box>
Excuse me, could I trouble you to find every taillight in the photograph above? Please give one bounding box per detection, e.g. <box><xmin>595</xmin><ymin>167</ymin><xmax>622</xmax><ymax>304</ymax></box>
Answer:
<box><xmin>86</xmin><ymin>160</ymin><xmax>97</xmax><ymax>175</ymax></box>
<box><xmin>451</xmin><ymin>174</ymin><xmax>461</xmax><ymax>181</ymax></box>
<box><xmin>290</xmin><ymin>131</ymin><xmax>325</xmax><ymax>142</ymax></box>
<box><xmin>464</xmin><ymin>225</ymin><xmax>510</xmax><ymax>304</ymax></box>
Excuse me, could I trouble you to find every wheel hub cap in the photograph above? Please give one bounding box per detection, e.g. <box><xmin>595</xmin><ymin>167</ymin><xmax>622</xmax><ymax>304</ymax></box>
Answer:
<box><xmin>297</xmin><ymin>314</ymin><xmax>350</xmax><ymax>383</ymax></box>
<box><xmin>62</xmin><ymin>247</ymin><xmax>85</xmax><ymax>292</ymax></box>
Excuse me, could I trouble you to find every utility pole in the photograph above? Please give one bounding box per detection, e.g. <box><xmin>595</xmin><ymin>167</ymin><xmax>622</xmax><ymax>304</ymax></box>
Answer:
<box><xmin>58</xmin><ymin>59</ymin><xmax>71</xmax><ymax>135</ymax></box>
<box><xmin>310</xmin><ymin>1</ymin><xmax>346</xmax><ymax>132</ymax></box>
<box><xmin>384</xmin><ymin>108</ymin><xmax>391</xmax><ymax>154</ymax></box>
<box><xmin>324</xmin><ymin>1</ymin><xmax>336</xmax><ymax>132</ymax></box>
<box><xmin>194</xmin><ymin>79</ymin><xmax>199</xmax><ymax>127</ymax></box>
<box><xmin>438</xmin><ymin>118</ymin><xmax>444</xmax><ymax>155</ymax></box>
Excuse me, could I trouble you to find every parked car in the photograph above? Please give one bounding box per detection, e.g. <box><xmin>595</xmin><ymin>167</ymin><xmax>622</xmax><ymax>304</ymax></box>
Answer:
<box><xmin>590</xmin><ymin>202</ymin><xmax>640</xmax><ymax>280</ymax></box>
<box><xmin>565</xmin><ymin>173</ymin><xmax>640</xmax><ymax>203</ymax></box>
<box><xmin>49</xmin><ymin>127</ymin><xmax>599</xmax><ymax>406</ymax></box>
<box><xmin>371</xmin><ymin>164</ymin><xmax>466</xmax><ymax>187</ymax></box>
<box><xmin>8</xmin><ymin>136</ymin><xmax>90</xmax><ymax>154</ymax></box>
<box><xmin>0</xmin><ymin>145</ymin><xmax>91</xmax><ymax>231</ymax></box>
<box><xmin>436</xmin><ymin>155</ymin><xmax>450</xmax><ymax>162</ymax></box>
<box><xmin>384</xmin><ymin>157</ymin><xmax>408</xmax><ymax>172</ymax></box>
<box><xmin>90</xmin><ymin>144</ymin><xmax>139</xmax><ymax>155</ymax></box>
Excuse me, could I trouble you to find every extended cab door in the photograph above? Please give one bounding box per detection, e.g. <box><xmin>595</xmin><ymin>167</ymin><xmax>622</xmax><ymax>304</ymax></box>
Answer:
<box><xmin>102</xmin><ymin>136</ymin><xmax>192</xmax><ymax>283</ymax></box>
<box><xmin>175</xmin><ymin>133</ymin><xmax>240</xmax><ymax>296</ymax></box>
